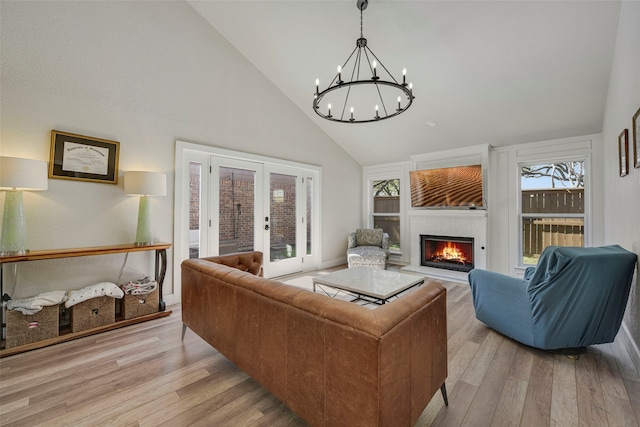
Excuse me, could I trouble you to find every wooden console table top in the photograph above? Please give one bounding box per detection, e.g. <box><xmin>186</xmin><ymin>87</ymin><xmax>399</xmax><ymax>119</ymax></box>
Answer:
<box><xmin>0</xmin><ymin>243</ymin><xmax>171</xmax><ymax>264</ymax></box>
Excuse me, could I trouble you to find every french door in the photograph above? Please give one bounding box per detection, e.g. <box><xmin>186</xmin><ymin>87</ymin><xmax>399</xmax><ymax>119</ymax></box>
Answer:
<box><xmin>264</xmin><ymin>165</ymin><xmax>308</xmax><ymax>277</ymax></box>
<box><xmin>175</xmin><ymin>142</ymin><xmax>321</xmax><ymax>302</ymax></box>
<box><xmin>210</xmin><ymin>157</ymin><xmax>315</xmax><ymax>278</ymax></box>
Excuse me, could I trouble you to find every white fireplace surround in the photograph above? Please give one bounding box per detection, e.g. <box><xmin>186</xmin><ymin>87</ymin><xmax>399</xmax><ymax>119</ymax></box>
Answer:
<box><xmin>403</xmin><ymin>209</ymin><xmax>487</xmax><ymax>282</ymax></box>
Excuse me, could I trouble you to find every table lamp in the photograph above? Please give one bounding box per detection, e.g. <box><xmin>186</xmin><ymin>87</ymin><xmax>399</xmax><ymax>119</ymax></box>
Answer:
<box><xmin>0</xmin><ymin>156</ymin><xmax>49</xmax><ymax>255</ymax></box>
<box><xmin>124</xmin><ymin>171</ymin><xmax>166</xmax><ymax>246</ymax></box>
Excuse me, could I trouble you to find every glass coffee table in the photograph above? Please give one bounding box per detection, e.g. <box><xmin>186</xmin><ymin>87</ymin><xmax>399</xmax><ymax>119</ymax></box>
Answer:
<box><xmin>312</xmin><ymin>267</ymin><xmax>425</xmax><ymax>305</ymax></box>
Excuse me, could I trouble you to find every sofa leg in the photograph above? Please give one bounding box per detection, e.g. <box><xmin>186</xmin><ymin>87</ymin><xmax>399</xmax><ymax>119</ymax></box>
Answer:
<box><xmin>440</xmin><ymin>383</ymin><xmax>449</xmax><ymax>406</ymax></box>
<box><xmin>181</xmin><ymin>323</ymin><xmax>187</xmax><ymax>340</ymax></box>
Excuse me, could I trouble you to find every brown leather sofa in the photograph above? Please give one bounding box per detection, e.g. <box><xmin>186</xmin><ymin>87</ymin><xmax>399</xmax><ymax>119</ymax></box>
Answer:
<box><xmin>181</xmin><ymin>251</ymin><xmax>448</xmax><ymax>427</ymax></box>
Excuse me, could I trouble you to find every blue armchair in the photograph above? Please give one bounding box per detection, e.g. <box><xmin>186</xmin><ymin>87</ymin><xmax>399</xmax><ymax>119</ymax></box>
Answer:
<box><xmin>468</xmin><ymin>245</ymin><xmax>637</xmax><ymax>352</ymax></box>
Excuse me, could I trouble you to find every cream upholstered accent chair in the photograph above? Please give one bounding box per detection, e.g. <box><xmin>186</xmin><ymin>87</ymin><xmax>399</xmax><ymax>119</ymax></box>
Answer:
<box><xmin>347</xmin><ymin>228</ymin><xmax>390</xmax><ymax>270</ymax></box>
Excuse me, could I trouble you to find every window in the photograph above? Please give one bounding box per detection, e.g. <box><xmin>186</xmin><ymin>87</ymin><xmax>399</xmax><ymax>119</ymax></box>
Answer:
<box><xmin>189</xmin><ymin>162</ymin><xmax>202</xmax><ymax>259</ymax></box>
<box><xmin>306</xmin><ymin>177</ymin><xmax>313</xmax><ymax>255</ymax></box>
<box><xmin>372</xmin><ymin>179</ymin><xmax>401</xmax><ymax>252</ymax></box>
<box><xmin>520</xmin><ymin>161</ymin><xmax>585</xmax><ymax>265</ymax></box>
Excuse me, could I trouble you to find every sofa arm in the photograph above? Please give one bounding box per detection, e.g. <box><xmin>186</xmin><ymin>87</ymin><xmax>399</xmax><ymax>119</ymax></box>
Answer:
<box><xmin>200</xmin><ymin>251</ymin><xmax>264</xmax><ymax>276</ymax></box>
<box><xmin>468</xmin><ymin>269</ymin><xmax>534</xmax><ymax>346</ymax></box>
<box><xmin>523</xmin><ymin>266</ymin><xmax>536</xmax><ymax>280</ymax></box>
<box><xmin>347</xmin><ymin>232</ymin><xmax>356</xmax><ymax>249</ymax></box>
<box><xmin>382</xmin><ymin>233</ymin><xmax>390</xmax><ymax>255</ymax></box>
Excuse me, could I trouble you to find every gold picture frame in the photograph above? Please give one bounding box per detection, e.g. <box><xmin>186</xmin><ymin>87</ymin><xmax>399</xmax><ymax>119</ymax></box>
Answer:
<box><xmin>619</xmin><ymin>129</ymin><xmax>629</xmax><ymax>177</ymax></box>
<box><xmin>633</xmin><ymin>107</ymin><xmax>639</xmax><ymax>169</ymax></box>
<box><xmin>49</xmin><ymin>130</ymin><xmax>120</xmax><ymax>184</ymax></box>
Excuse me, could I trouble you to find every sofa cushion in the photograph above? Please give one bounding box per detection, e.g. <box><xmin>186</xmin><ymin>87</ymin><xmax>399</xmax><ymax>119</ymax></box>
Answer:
<box><xmin>347</xmin><ymin>246</ymin><xmax>386</xmax><ymax>257</ymax></box>
<box><xmin>356</xmin><ymin>228</ymin><xmax>383</xmax><ymax>247</ymax></box>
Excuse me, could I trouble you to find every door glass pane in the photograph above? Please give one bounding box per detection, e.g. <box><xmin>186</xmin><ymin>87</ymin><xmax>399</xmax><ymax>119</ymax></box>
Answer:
<box><xmin>219</xmin><ymin>167</ymin><xmax>255</xmax><ymax>254</ymax></box>
<box><xmin>189</xmin><ymin>162</ymin><xmax>201</xmax><ymax>259</ymax></box>
<box><xmin>520</xmin><ymin>161</ymin><xmax>585</xmax><ymax>265</ymax></box>
<box><xmin>306</xmin><ymin>177</ymin><xmax>312</xmax><ymax>255</ymax></box>
<box><xmin>270</xmin><ymin>173</ymin><xmax>296</xmax><ymax>261</ymax></box>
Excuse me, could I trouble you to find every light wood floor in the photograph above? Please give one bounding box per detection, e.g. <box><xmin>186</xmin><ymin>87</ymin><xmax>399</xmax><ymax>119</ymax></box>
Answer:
<box><xmin>1</xmin><ymin>268</ymin><xmax>639</xmax><ymax>427</ymax></box>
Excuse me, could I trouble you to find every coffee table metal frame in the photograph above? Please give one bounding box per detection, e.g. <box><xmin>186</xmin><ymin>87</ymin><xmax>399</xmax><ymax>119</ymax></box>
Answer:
<box><xmin>312</xmin><ymin>267</ymin><xmax>425</xmax><ymax>305</ymax></box>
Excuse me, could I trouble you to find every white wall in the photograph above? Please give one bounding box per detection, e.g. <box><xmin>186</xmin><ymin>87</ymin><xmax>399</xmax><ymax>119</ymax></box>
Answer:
<box><xmin>602</xmin><ymin>1</ymin><xmax>640</xmax><ymax>254</ymax></box>
<box><xmin>602</xmin><ymin>0</ymin><xmax>640</xmax><ymax>371</ymax></box>
<box><xmin>0</xmin><ymin>1</ymin><xmax>361</xmax><ymax>300</ymax></box>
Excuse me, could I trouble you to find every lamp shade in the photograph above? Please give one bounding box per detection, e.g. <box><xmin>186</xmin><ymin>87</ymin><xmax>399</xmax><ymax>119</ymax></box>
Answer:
<box><xmin>124</xmin><ymin>171</ymin><xmax>166</xmax><ymax>196</ymax></box>
<box><xmin>0</xmin><ymin>156</ymin><xmax>48</xmax><ymax>191</ymax></box>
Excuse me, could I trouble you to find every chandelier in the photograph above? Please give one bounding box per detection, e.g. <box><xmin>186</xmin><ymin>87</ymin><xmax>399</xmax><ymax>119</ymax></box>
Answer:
<box><xmin>313</xmin><ymin>0</ymin><xmax>414</xmax><ymax>124</ymax></box>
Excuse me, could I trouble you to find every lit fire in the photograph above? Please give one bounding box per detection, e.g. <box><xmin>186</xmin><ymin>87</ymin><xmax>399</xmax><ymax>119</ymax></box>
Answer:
<box><xmin>434</xmin><ymin>242</ymin><xmax>467</xmax><ymax>263</ymax></box>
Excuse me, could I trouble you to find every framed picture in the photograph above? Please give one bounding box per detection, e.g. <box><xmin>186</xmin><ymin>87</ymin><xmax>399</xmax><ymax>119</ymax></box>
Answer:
<box><xmin>633</xmin><ymin>107</ymin><xmax>640</xmax><ymax>168</ymax></box>
<box><xmin>619</xmin><ymin>129</ymin><xmax>629</xmax><ymax>177</ymax></box>
<box><xmin>49</xmin><ymin>130</ymin><xmax>120</xmax><ymax>184</ymax></box>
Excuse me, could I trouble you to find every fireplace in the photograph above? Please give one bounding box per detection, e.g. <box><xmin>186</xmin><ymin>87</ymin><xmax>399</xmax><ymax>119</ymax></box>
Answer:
<box><xmin>420</xmin><ymin>234</ymin><xmax>474</xmax><ymax>272</ymax></box>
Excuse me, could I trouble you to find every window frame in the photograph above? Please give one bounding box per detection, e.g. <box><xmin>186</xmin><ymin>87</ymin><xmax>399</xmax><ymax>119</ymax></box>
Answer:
<box><xmin>517</xmin><ymin>156</ymin><xmax>590</xmax><ymax>267</ymax></box>
<box><xmin>372</xmin><ymin>178</ymin><xmax>401</xmax><ymax>253</ymax></box>
<box><xmin>363</xmin><ymin>162</ymin><xmax>411</xmax><ymax>263</ymax></box>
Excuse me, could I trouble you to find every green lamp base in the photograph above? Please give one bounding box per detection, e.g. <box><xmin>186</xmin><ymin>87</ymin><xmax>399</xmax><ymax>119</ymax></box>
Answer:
<box><xmin>0</xmin><ymin>190</ymin><xmax>27</xmax><ymax>255</ymax></box>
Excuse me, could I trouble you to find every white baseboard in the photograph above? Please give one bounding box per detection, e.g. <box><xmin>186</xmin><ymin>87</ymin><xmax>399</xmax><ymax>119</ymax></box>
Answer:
<box><xmin>620</xmin><ymin>322</ymin><xmax>640</xmax><ymax>376</ymax></box>
<box><xmin>164</xmin><ymin>293</ymin><xmax>177</xmax><ymax>306</ymax></box>
<box><xmin>319</xmin><ymin>257</ymin><xmax>347</xmax><ymax>270</ymax></box>
<box><xmin>401</xmin><ymin>265</ymin><xmax>469</xmax><ymax>284</ymax></box>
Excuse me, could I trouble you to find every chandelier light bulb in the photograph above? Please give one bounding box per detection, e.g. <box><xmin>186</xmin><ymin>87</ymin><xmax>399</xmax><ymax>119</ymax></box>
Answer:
<box><xmin>372</xmin><ymin>60</ymin><xmax>377</xmax><ymax>78</ymax></box>
<box><xmin>397</xmin><ymin>96</ymin><xmax>402</xmax><ymax>111</ymax></box>
<box><xmin>350</xmin><ymin>107</ymin><xmax>354</xmax><ymax>121</ymax></box>
<box><xmin>328</xmin><ymin>103</ymin><xmax>332</xmax><ymax>117</ymax></box>
<box><xmin>315</xmin><ymin>78</ymin><xmax>319</xmax><ymax>95</ymax></box>
<box><xmin>402</xmin><ymin>68</ymin><xmax>407</xmax><ymax>85</ymax></box>
<box><xmin>337</xmin><ymin>65</ymin><xmax>342</xmax><ymax>83</ymax></box>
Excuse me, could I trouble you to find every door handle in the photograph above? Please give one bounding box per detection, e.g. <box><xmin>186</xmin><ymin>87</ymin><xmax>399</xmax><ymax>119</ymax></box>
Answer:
<box><xmin>265</xmin><ymin>225</ymin><xmax>270</xmax><ymax>230</ymax></box>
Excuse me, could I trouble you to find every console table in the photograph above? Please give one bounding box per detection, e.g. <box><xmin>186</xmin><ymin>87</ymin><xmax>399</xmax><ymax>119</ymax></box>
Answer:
<box><xmin>0</xmin><ymin>243</ymin><xmax>171</xmax><ymax>357</ymax></box>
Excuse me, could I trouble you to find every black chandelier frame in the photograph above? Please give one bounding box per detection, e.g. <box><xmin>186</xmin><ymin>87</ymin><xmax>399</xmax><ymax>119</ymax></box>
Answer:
<box><xmin>313</xmin><ymin>0</ymin><xmax>414</xmax><ymax>124</ymax></box>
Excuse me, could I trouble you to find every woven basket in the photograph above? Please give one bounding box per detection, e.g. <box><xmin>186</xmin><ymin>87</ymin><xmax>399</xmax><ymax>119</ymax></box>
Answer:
<box><xmin>71</xmin><ymin>296</ymin><xmax>115</xmax><ymax>333</ymax></box>
<box><xmin>122</xmin><ymin>288</ymin><xmax>159</xmax><ymax>320</ymax></box>
<box><xmin>5</xmin><ymin>305</ymin><xmax>59</xmax><ymax>349</ymax></box>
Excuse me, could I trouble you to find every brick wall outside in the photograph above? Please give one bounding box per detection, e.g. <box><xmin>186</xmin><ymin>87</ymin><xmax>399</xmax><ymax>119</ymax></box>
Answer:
<box><xmin>219</xmin><ymin>175</ymin><xmax>256</xmax><ymax>252</ymax></box>
<box><xmin>189</xmin><ymin>163</ymin><xmax>201</xmax><ymax>230</ymax></box>
<box><xmin>269</xmin><ymin>179</ymin><xmax>297</xmax><ymax>248</ymax></box>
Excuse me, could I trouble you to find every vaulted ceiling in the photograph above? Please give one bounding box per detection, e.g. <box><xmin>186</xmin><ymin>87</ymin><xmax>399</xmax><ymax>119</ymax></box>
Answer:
<box><xmin>190</xmin><ymin>1</ymin><xmax>621</xmax><ymax>166</ymax></box>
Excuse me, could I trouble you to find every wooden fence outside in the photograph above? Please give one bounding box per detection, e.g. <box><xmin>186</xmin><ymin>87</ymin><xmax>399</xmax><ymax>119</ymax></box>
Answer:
<box><xmin>522</xmin><ymin>188</ymin><xmax>584</xmax><ymax>257</ymax></box>
<box><xmin>373</xmin><ymin>196</ymin><xmax>401</xmax><ymax>250</ymax></box>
